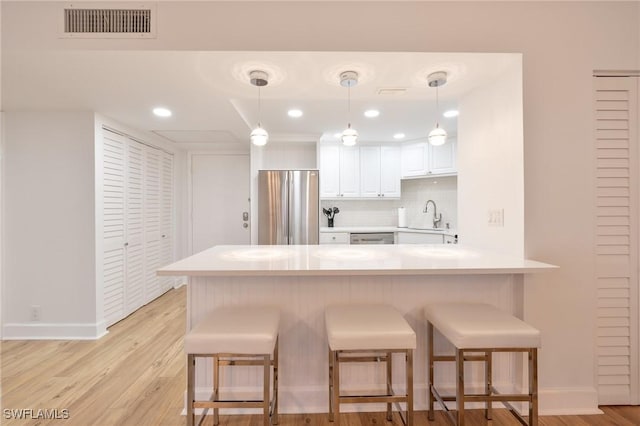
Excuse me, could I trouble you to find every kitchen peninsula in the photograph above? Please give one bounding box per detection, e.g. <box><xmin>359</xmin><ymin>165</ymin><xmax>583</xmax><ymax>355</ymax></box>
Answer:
<box><xmin>158</xmin><ymin>244</ymin><xmax>555</xmax><ymax>413</ymax></box>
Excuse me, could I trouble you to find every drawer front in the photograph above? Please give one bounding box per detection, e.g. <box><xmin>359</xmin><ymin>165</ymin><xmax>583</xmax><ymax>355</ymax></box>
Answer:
<box><xmin>319</xmin><ymin>232</ymin><xmax>350</xmax><ymax>244</ymax></box>
<box><xmin>397</xmin><ymin>232</ymin><xmax>444</xmax><ymax>244</ymax></box>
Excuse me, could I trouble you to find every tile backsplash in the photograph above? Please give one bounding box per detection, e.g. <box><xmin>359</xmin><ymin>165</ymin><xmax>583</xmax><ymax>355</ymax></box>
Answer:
<box><xmin>320</xmin><ymin>176</ymin><xmax>457</xmax><ymax>229</ymax></box>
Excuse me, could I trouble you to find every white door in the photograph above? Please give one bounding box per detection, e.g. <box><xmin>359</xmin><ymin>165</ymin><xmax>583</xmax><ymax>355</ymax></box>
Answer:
<box><xmin>339</xmin><ymin>146</ymin><xmax>360</xmax><ymax>197</ymax></box>
<box><xmin>124</xmin><ymin>139</ymin><xmax>145</xmax><ymax>314</ymax></box>
<box><xmin>159</xmin><ymin>152</ymin><xmax>174</xmax><ymax>291</ymax></box>
<box><xmin>143</xmin><ymin>146</ymin><xmax>163</xmax><ymax>301</ymax></box>
<box><xmin>191</xmin><ymin>154</ymin><xmax>251</xmax><ymax>253</ymax></box>
<box><xmin>319</xmin><ymin>145</ymin><xmax>340</xmax><ymax>198</ymax></box>
<box><xmin>380</xmin><ymin>145</ymin><xmax>401</xmax><ymax>197</ymax></box>
<box><xmin>360</xmin><ymin>146</ymin><xmax>381</xmax><ymax>198</ymax></box>
<box><xmin>429</xmin><ymin>139</ymin><xmax>457</xmax><ymax>175</ymax></box>
<box><xmin>593</xmin><ymin>75</ymin><xmax>639</xmax><ymax>405</ymax></box>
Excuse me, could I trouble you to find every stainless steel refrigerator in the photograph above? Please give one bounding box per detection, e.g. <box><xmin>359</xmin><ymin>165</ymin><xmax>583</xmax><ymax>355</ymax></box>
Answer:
<box><xmin>258</xmin><ymin>170</ymin><xmax>319</xmax><ymax>245</ymax></box>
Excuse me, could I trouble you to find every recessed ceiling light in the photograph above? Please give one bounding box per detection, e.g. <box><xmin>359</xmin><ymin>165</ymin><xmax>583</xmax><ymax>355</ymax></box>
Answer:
<box><xmin>443</xmin><ymin>110</ymin><xmax>459</xmax><ymax>118</ymax></box>
<box><xmin>364</xmin><ymin>109</ymin><xmax>380</xmax><ymax>118</ymax></box>
<box><xmin>393</xmin><ymin>133</ymin><xmax>406</xmax><ymax>140</ymax></box>
<box><xmin>288</xmin><ymin>109</ymin><xmax>303</xmax><ymax>118</ymax></box>
<box><xmin>153</xmin><ymin>107</ymin><xmax>172</xmax><ymax>117</ymax></box>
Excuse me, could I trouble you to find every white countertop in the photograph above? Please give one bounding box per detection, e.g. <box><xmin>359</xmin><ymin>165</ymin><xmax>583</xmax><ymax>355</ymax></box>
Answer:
<box><xmin>158</xmin><ymin>244</ymin><xmax>556</xmax><ymax>277</ymax></box>
<box><xmin>321</xmin><ymin>226</ymin><xmax>458</xmax><ymax>236</ymax></box>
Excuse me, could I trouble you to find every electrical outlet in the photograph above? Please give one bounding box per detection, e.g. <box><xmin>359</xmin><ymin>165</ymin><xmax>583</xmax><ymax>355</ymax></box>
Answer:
<box><xmin>488</xmin><ymin>209</ymin><xmax>504</xmax><ymax>227</ymax></box>
<box><xmin>30</xmin><ymin>305</ymin><xmax>41</xmax><ymax>322</ymax></box>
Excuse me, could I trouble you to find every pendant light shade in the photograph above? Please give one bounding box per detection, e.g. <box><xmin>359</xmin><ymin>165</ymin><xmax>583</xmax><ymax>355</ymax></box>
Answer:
<box><xmin>249</xmin><ymin>70</ymin><xmax>269</xmax><ymax>146</ymax></box>
<box><xmin>427</xmin><ymin>71</ymin><xmax>448</xmax><ymax>146</ymax></box>
<box><xmin>250</xmin><ymin>126</ymin><xmax>269</xmax><ymax>146</ymax></box>
<box><xmin>340</xmin><ymin>71</ymin><xmax>359</xmax><ymax>146</ymax></box>
<box><xmin>428</xmin><ymin>126</ymin><xmax>447</xmax><ymax>146</ymax></box>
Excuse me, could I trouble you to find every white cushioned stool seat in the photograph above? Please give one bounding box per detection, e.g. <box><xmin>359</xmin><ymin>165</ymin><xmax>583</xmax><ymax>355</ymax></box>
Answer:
<box><xmin>325</xmin><ymin>304</ymin><xmax>416</xmax><ymax>351</ymax></box>
<box><xmin>424</xmin><ymin>303</ymin><xmax>540</xmax><ymax>349</ymax></box>
<box><xmin>185</xmin><ymin>306</ymin><xmax>280</xmax><ymax>355</ymax></box>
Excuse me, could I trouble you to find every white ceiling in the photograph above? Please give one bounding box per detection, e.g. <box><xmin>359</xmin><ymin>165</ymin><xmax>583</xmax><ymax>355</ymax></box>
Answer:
<box><xmin>2</xmin><ymin>50</ymin><xmax>520</xmax><ymax>146</ymax></box>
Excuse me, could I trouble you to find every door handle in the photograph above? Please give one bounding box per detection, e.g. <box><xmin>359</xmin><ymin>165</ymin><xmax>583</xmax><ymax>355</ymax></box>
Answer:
<box><xmin>243</xmin><ymin>223</ymin><xmax>248</xmax><ymax>228</ymax></box>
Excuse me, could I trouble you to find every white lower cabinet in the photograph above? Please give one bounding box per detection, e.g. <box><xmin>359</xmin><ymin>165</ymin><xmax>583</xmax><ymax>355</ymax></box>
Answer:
<box><xmin>101</xmin><ymin>128</ymin><xmax>174</xmax><ymax>327</ymax></box>
<box><xmin>397</xmin><ymin>231</ymin><xmax>445</xmax><ymax>244</ymax></box>
<box><xmin>319</xmin><ymin>232</ymin><xmax>350</xmax><ymax>244</ymax></box>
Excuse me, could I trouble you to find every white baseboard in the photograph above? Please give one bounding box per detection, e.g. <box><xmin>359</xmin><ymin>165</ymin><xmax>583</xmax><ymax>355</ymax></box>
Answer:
<box><xmin>2</xmin><ymin>320</ymin><xmax>108</xmax><ymax>340</ymax></box>
<box><xmin>183</xmin><ymin>383</ymin><xmax>602</xmax><ymax>416</ymax></box>
<box><xmin>538</xmin><ymin>387</ymin><xmax>602</xmax><ymax>415</ymax></box>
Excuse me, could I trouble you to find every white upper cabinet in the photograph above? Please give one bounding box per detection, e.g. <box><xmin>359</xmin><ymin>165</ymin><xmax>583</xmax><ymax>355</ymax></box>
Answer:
<box><xmin>320</xmin><ymin>144</ymin><xmax>399</xmax><ymax>199</ymax></box>
<box><xmin>401</xmin><ymin>142</ymin><xmax>430</xmax><ymax>177</ymax></box>
<box><xmin>429</xmin><ymin>139</ymin><xmax>457</xmax><ymax>175</ymax></box>
<box><xmin>360</xmin><ymin>146</ymin><xmax>382</xmax><ymax>197</ymax></box>
<box><xmin>319</xmin><ymin>144</ymin><xmax>359</xmax><ymax>198</ymax></box>
<box><xmin>401</xmin><ymin>139</ymin><xmax>457</xmax><ymax>178</ymax></box>
<box><xmin>339</xmin><ymin>146</ymin><xmax>360</xmax><ymax>197</ymax></box>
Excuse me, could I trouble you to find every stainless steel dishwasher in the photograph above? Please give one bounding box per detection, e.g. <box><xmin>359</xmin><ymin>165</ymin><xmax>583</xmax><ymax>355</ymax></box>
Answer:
<box><xmin>350</xmin><ymin>232</ymin><xmax>395</xmax><ymax>244</ymax></box>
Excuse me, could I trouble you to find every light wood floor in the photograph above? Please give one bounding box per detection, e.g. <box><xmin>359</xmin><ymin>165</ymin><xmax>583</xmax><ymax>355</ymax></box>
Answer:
<box><xmin>1</xmin><ymin>286</ymin><xmax>639</xmax><ymax>425</ymax></box>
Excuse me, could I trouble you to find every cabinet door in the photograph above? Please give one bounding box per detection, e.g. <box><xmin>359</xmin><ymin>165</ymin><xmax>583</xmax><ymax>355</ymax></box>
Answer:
<box><xmin>319</xmin><ymin>232</ymin><xmax>350</xmax><ymax>244</ymax></box>
<box><xmin>143</xmin><ymin>146</ymin><xmax>162</xmax><ymax>302</ymax></box>
<box><xmin>319</xmin><ymin>145</ymin><xmax>340</xmax><ymax>198</ymax></box>
<box><xmin>401</xmin><ymin>142</ymin><xmax>429</xmax><ymax>177</ymax></box>
<box><xmin>102</xmin><ymin>131</ymin><xmax>126</xmax><ymax>326</ymax></box>
<box><xmin>159</xmin><ymin>151</ymin><xmax>174</xmax><ymax>292</ymax></box>
<box><xmin>380</xmin><ymin>146</ymin><xmax>401</xmax><ymax>197</ymax></box>
<box><xmin>360</xmin><ymin>146</ymin><xmax>381</xmax><ymax>198</ymax></box>
<box><xmin>429</xmin><ymin>139</ymin><xmax>457</xmax><ymax>175</ymax></box>
<box><xmin>124</xmin><ymin>139</ymin><xmax>145</xmax><ymax>314</ymax></box>
<box><xmin>339</xmin><ymin>146</ymin><xmax>360</xmax><ymax>197</ymax></box>
<box><xmin>397</xmin><ymin>232</ymin><xmax>444</xmax><ymax>244</ymax></box>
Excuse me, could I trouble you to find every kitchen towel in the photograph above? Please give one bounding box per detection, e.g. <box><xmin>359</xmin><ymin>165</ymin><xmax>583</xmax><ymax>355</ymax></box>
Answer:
<box><xmin>398</xmin><ymin>207</ymin><xmax>407</xmax><ymax>228</ymax></box>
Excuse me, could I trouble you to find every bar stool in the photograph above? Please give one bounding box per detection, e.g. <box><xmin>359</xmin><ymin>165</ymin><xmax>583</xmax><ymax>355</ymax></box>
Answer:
<box><xmin>184</xmin><ymin>306</ymin><xmax>280</xmax><ymax>426</ymax></box>
<box><xmin>424</xmin><ymin>303</ymin><xmax>541</xmax><ymax>426</ymax></box>
<box><xmin>325</xmin><ymin>304</ymin><xmax>416</xmax><ymax>426</ymax></box>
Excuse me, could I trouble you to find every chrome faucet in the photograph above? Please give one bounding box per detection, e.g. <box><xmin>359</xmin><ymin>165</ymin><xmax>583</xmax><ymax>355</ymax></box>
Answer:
<box><xmin>423</xmin><ymin>199</ymin><xmax>442</xmax><ymax>229</ymax></box>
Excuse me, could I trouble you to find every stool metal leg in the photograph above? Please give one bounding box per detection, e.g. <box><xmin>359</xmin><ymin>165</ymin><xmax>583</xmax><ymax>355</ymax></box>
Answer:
<box><xmin>272</xmin><ymin>339</ymin><xmax>279</xmax><ymax>425</ymax></box>
<box><xmin>213</xmin><ymin>356</ymin><xmax>219</xmax><ymax>425</ymax></box>
<box><xmin>328</xmin><ymin>349</ymin><xmax>334</xmax><ymax>422</ymax></box>
<box><xmin>263</xmin><ymin>354</ymin><xmax>271</xmax><ymax>426</ymax></box>
<box><xmin>187</xmin><ymin>354</ymin><xmax>195</xmax><ymax>426</ymax></box>
<box><xmin>456</xmin><ymin>348</ymin><xmax>465</xmax><ymax>426</ymax></box>
<box><xmin>386</xmin><ymin>351</ymin><xmax>393</xmax><ymax>421</ymax></box>
<box><xmin>333</xmin><ymin>350</ymin><xmax>340</xmax><ymax>426</ymax></box>
<box><xmin>407</xmin><ymin>349</ymin><xmax>414</xmax><ymax>426</ymax></box>
<box><xmin>530</xmin><ymin>348</ymin><xmax>538</xmax><ymax>426</ymax></box>
<box><xmin>427</xmin><ymin>322</ymin><xmax>435</xmax><ymax>421</ymax></box>
<box><xmin>485</xmin><ymin>350</ymin><xmax>492</xmax><ymax>421</ymax></box>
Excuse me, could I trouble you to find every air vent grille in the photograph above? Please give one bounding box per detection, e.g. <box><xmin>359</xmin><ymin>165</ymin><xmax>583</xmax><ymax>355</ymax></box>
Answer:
<box><xmin>64</xmin><ymin>8</ymin><xmax>152</xmax><ymax>34</ymax></box>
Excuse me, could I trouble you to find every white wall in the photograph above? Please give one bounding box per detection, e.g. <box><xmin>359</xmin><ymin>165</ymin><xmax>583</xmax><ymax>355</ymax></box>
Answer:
<box><xmin>3</xmin><ymin>112</ymin><xmax>98</xmax><ymax>338</ymax></box>
<box><xmin>458</xmin><ymin>61</ymin><xmax>524</xmax><ymax>257</ymax></box>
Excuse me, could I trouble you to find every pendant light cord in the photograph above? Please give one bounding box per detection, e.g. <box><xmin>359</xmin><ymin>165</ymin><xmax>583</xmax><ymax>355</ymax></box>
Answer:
<box><xmin>435</xmin><ymin>84</ymin><xmax>440</xmax><ymax>129</ymax></box>
<box><xmin>347</xmin><ymin>82</ymin><xmax>351</xmax><ymax>128</ymax></box>
<box><xmin>258</xmin><ymin>85</ymin><xmax>262</xmax><ymax>128</ymax></box>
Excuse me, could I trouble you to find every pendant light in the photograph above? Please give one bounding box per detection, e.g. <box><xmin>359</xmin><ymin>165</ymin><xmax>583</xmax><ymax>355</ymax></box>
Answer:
<box><xmin>249</xmin><ymin>70</ymin><xmax>269</xmax><ymax>146</ymax></box>
<box><xmin>340</xmin><ymin>71</ymin><xmax>359</xmax><ymax>146</ymax></box>
<box><xmin>427</xmin><ymin>71</ymin><xmax>448</xmax><ymax>146</ymax></box>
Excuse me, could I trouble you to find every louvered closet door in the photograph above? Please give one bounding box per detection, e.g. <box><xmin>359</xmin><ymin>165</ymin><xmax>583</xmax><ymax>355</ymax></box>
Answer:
<box><xmin>102</xmin><ymin>132</ymin><xmax>127</xmax><ymax>326</ymax></box>
<box><xmin>159</xmin><ymin>152</ymin><xmax>174</xmax><ymax>291</ymax></box>
<box><xmin>124</xmin><ymin>139</ymin><xmax>145</xmax><ymax>314</ymax></box>
<box><xmin>143</xmin><ymin>146</ymin><xmax>163</xmax><ymax>301</ymax></box>
<box><xmin>594</xmin><ymin>76</ymin><xmax>639</xmax><ymax>404</ymax></box>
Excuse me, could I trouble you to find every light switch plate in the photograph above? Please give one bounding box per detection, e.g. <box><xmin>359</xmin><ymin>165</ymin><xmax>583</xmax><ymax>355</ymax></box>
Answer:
<box><xmin>488</xmin><ymin>209</ymin><xmax>504</xmax><ymax>227</ymax></box>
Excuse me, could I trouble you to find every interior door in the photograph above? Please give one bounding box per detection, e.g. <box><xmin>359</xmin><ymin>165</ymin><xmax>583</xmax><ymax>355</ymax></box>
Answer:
<box><xmin>191</xmin><ymin>154</ymin><xmax>250</xmax><ymax>253</ymax></box>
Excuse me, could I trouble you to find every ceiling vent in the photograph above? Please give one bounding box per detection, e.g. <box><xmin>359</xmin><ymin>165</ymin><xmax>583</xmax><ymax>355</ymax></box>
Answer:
<box><xmin>377</xmin><ymin>88</ymin><xmax>408</xmax><ymax>96</ymax></box>
<box><xmin>61</xmin><ymin>3</ymin><xmax>156</xmax><ymax>38</ymax></box>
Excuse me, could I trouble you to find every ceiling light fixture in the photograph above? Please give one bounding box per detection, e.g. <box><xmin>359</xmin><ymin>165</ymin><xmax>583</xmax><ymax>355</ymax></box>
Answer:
<box><xmin>443</xmin><ymin>109</ymin><xmax>459</xmax><ymax>118</ymax></box>
<box><xmin>340</xmin><ymin>71</ymin><xmax>359</xmax><ymax>147</ymax></box>
<box><xmin>249</xmin><ymin>70</ymin><xmax>269</xmax><ymax>146</ymax></box>
<box><xmin>427</xmin><ymin>71</ymin><xmax>448</xmax><ymax>146</ymax></box>
<box><xmin>153</xmin><ymin>107</ymin><xmax>172</xmax><ymax>117</ymax></box>
<box><xmin>288</xmin><ymin>109</ymin><xmax>303</xmax><ymax>118</ymax></box>
<box><xmin>364</xmin><ymin>109</ymin><xmax>380</xmax><ymax>118</ymax></box>
<box><xmin>393</xmin><ymin>133</ymin><xmax>406</xmax><ymax>140</ymax></box>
